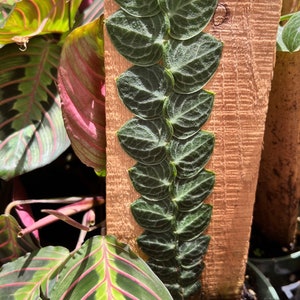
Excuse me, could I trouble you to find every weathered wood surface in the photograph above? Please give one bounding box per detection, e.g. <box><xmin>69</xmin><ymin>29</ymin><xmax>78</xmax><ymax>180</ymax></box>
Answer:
<box><xmin>104</xmin><ymin>0</ymin><xmax>281</xmax><ymax>299</ymax></box>
<box><xmin>254</xmin><ymin>0</ymin><xmax>300</xmax><ymax>247</ymax></box>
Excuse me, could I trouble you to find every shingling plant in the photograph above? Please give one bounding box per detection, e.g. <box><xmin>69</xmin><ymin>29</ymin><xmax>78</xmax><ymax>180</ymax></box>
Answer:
<box><xmin>106</xmin><ymin>0</ymin><xmax>223</xmax><ymax>298</ymax></box>
<box><xmin>0</xmin><ymin>0</ymin><xmax>172</xmax><ymax>299</ymax></box>
<box><xmin>0</xmin><ymin>0</ymin><xmax>222</xmax><ymax>298</ymax></box>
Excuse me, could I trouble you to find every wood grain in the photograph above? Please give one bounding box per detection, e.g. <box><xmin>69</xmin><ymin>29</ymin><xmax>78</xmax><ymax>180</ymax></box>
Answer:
<box><xmin>104</xmin><ymin>0</ymin><xmax>282</xmax><ymax>298</ymax></box>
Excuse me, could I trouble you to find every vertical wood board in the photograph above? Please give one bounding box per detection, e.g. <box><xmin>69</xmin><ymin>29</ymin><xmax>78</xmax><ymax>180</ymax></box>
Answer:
<box><xmin>104</xmin><ymin>0</ymin><xmax>282</xmax><ymax>298</ymax></box>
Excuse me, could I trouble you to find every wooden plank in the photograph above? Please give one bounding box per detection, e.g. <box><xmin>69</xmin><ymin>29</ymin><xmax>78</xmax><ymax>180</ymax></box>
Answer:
<box><xmin>104</xmin><ymin>0</ymin><xmax>281</xmax><ymax>298</ymax></box>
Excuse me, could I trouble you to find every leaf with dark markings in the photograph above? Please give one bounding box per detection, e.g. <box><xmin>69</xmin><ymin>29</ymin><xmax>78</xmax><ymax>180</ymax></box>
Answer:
<box><xmin>115</xmin><ymin>0</ymin><xmax>160</xmax><ymax>17</ymax></box>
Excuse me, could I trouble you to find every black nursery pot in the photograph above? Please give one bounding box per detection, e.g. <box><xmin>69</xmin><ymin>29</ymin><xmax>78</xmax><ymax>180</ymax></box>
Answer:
<box><xmin>249</xmin><ymin>251</ymin><xmax>300</xmax><ymax>299</ymax></box>
<box><xmin>246</xmin><ymin>261</ymin><xmax>280</xmax><ymax>300</ymax></box>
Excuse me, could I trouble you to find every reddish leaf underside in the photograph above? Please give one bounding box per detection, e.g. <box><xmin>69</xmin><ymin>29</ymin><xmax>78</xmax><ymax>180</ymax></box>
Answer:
<box><xmin>58</xmin><ymin>16</ymin><xmax>106</xmax><ymax>173</ymax></box>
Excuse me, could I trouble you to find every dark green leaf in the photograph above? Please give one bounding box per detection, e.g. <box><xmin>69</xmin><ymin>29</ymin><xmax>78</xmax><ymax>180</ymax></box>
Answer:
<box><xmin>147</xmin><ymin>258</ymin><xmax>179</xmax><ymax>283</ymax></box>
<box><xmin>173</xmin><ymin>170</ymin><xmax>215</xmax><ymax>212</ymax></box>
<box><xmin>0</xmin><ymin>37</ymin><xmax>70</xmax><ymax>180</ymax></box>
<box><xmin>282</xmin><ymin>11</ymin><xmax>300</xmax><ymax>52</ymax></box>
<box><xmin>177</xmin><ymin>235</ymin><xmax>210</xmax><ymax>269</ymax></box>
<box><xmin>137</xmin><ymin>232</ymin><xmax>177</xmax><ymax>260</ymax></box>
<box><xmin>170</xmin><ymin>131</ymin><xmax>214</xmax><ymax>178</ymax></box>
<box><xmin>160</xmin><ymin>0</ymin><xmax>218</xmax><ymax>40</ymax></box>
<box><xmin>106</xmin><ymin>10</ymin><xmax>167</xmax><ymax>66</ymax></box>
<box><xmin>117</xmin><ymin>65</ymin><xmax>174</xmax><ymax>119</ymax></box>
<box><xmin>166</xmin><ymin>90</ymin><xmax>214</xmax><ymax>139</ymax></box>
<box><xmin>117</xmin><ymin>117</ymin><xmax>171</xmax><ymax>165</ymax></box>
<box><xmin>115</xmin><ymin>0</ymin><xmax>161</xmax><ymax>17</ymax></box>
<box><xmin>131</xmin><ymin>197</ymin><xmax>175</xmax><ymax>232</ymax></box>
<box><xmin>164</xmin><ymin>32</ymin><xmax>223</xmax><ymax>94</ymax></box>
<box><xmin>129</xmin><ymin>160</ymin><xmax>176</xmax><ymax>200</ymax></box>
<box><xmin>175</xmin><ymin>204</ymin><xmax>212</xmax><ymax>241</ymax></box>
<box><xmin>0</xmin><ymin>215</ymin><xmax>39</xmax><ymax>266</ymax></box>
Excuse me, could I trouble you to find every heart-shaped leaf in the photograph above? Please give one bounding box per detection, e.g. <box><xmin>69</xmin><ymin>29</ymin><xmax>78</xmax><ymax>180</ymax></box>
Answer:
<box><xmin>129</xmin><ymin>160</ymin><xmax>176</xmax><ymax>200</ymax></box>
<box><xmin>137</xmin><ymin>232</ymin><xmax>177</xmax><ymax>260</ymax></box>
<box><xmin>58</xmin><ymin>17</ymin><xmax>106</xmax><ymax>173</ymax></box>
<box><xmin>115</xmin><ymin>0</ymin><xmax>160</xmax><ymax>17</ymax></box>
<box><xmin>49</xmin><ymin>235</ymin><xmax>173</xmax><ymax>300</ymax></box>
<box><xmin>159</xmin><ymin>0</ymin><xmax>218</xmax><ymax>40</ymax></box>
<box><xmin>282</xmin><ymin>11</ymin><xmax>300</xmax><ymax>52</ymax></box>
<box><xmin>0</xmin><ymin>246</ymin><xmax>70</xmax><ymax>299</ymax></box>
<box><xmin>164</xmin><ymin>32</ymin><xmax>223</xmax><ymax>94</ymax></box>
<box><xmin>0</xmin><ymin>215</ymin><xmax>38</xmax><ymax>266</ymax></box>
<box><xmin>131</xmin><ymin>197</ymin><xmax>175</xmax><ymax>232</ymax></box>
<box><xmin>117</xmin><ymin>117</ymin><xmax>171</xmax><ymax>165</ymax></box>
<box><xmin>106</xmin><ymin>10</ymin><xmax>167</xmax><ymax>66</ymax></box>
<box><xmin>170</xmin><ymin>130</ymin><xmax>214</xmax><ymax>179</ymax></box>
<box><xmin>0</xmin><ymin>0</ymin><xmax>82</xmax><ymax>46</ymax></box>
<box><xmin>0</xmin><ymin>37</ymin><xmax>70</xmax><ymax>180</ymax></box>
<box><xmin>117</xmin><ymin>64</ymin><xmax>174</xmax><ymax>119</ymax></box>
<box><xmin>166</xmin><ymin>89</ymin><xmax>214</xmax><ymax>139</ymax></box>
<box><xmin>173</xmin><ymin>169</ymin><xmax>215</xmax><ymax>212</ymax></box>
<box><xmin>175</xmin><ymin>204</ymin><xmax>212</xmax><ymax>241</ymax></box>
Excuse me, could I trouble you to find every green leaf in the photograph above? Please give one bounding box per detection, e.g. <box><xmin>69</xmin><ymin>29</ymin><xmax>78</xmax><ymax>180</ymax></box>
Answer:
<box><xmin>117</xmin><ymin>65</ymin><xmax>174</xmax><ymax>119</ymax></box>
<box><xmin>131</xmin><ymin>197</ymin><xmax>175</xmax><ymax>232</ymax></box>
<box><xmin>175</xmin><ymin>204</ymin><xmax>212</xmax><ymax>241</ymax></box>
<box><xmin>276</xmin><ymin>25</ymin><xmax>289</xmax><ymax>52</ymax></box>
<box><xmin>106</xmin><ymin>10</ymin><xmax>167</xmax><ymax>66</ymax></box>
<box><xmin>160</xmin><ymin>0</ymin><xmax>218</xmax><ymax>40</ymax></box>
<box><xmin>58</xmin><ymin>17</ymin><xmax>106</xmax><ymax>172</ymax></box>
<box><xmin>0</xmin><ymin>0</ymin><xmax>82</xmax><ymax>46</ymax></box>
<box><xmin>129</xmin><ymin>160</ymin><xmax>176</xmax><ymax>200</ymax></box>
<box><xmin>0</xmin><ymin>2</ymin><xmax>17</xmax><ymax>29</ymax></box>
<box><xmin>147</xmin><ymin>258</ymin><xmax>178</xmax><ymax>283</ymax></box>
<box><xmin>137</xmin><ymin>232</ymin><xmax>177</xmax><ymax>260</ymax></box>
<box><xmin>49</xmin><ymin>236</ymin><xmax>173</xmax><ymax>300</ymax></box>
<box><xmin>170</xmin><ymin>130</ymin><xmax>214</xmax><ymax>179</ymax></box>
<box><xmin>177</xmin><ymin>236</ymin><xmax>210</xmax><ymax>269</ymax></box>
<box><xmin>0</xmin><ymin>246</ymin><xmax>70</xmax><ymax>299</ymax></box>
<box><xmin>282</xmin><ymin>11</ymin><xmax>300</xmax><ymax>52</ymax></box>
<box><xmin>166</xmin><ymin>90</ymin><xmax>214</xmax><ymax>139</ymax></box>
<box><xmin>173</xmin><ymin>169</ymin><xmax>215</xmax><ymax>212</ymax></box>
<box><xmin>115</xmin><ymin>0</ymin><xmax>160</xmax><ymax>17</ymax></box>
<box><xmin>0</xmin><ymin>215</ymin><xmax>39</xmax><ymax>266</ymax></box>
<box><xmin>164</xmin><ymin>32</ymin><xmax>223</xmax><ymax>94</ymax></box>
<box><xmin>0</xmin><ymin>36</ymin><xmax>70</xmax><ymax>180</ymax></box>
<box><xmin>117</xmin><ymin>117</ymin><xmax>171</xmax><ymax>165</ymax></box>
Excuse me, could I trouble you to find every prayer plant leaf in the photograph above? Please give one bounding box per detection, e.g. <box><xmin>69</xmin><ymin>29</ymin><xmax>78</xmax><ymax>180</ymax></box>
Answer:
<box><xmin>115</xmin><ymin>0</ymin><xmax>160</xmax><ymax>17</ymax></box>
<box><xmin>58</xmin><ymin>17</ymin><xmax>106</xmax><ymax>173</ymax></box>
<box><xmin>173</xmin><ymin>170</ymin><xmax>215</xmax><ymax>212</ymax></box>
<box><xmin>170</xmin><ymin>130</ymin><xmax>214</xmax><ymax>179</ymax></box>
<box><xmin>105</xmin><ymin>10</ymin><xmax>167</xmax><ymax>66</ymax></box>
<box><xmin>166</xmin><ymin>90</ymin><xmax>214</xmax><ymax>139</ymax></box>
<box><xmin>137</xmin><ymin>232</ymin><xmax>177</xmax><ymax>260</ymax></box>
<box><xmin>164</xmin><ymin>32</ymin><xmax>223</xmax><ymax>94</ymax></box>
<box><xmin>131</xmin><ymin>197</ymin><xmax>175</xmax><ymax>233</ymax></box>
<box><xmin>0</xmin><ymin>214</ymin><xmax>39</xmax><ymax>266</ymax></box>
<box><xmin>159</xmin><ymin>0</ymin><xmax>218</xmax><ymax>40</ymax></box>
<box><xmin>175</xmin><ymin>204</ymin><xmax>212</xmax><ymax>241</ymax></box>
<box><xmin>117</xmin><ymin>65</ymin><xmax>174</xmax><ymax>119</ymax></box>
<box><xmin>0</xmin><ymin>0</ymin><xmax>82</xmax><ymax>47</ymax></box>
<box><xmin>117</xmin><ymin>117</ymin><xmax>171</xmax><ymax>165</ymax></box>
<box><xmin>0</xmin><ymin>1</ymin><xmax>18</xmax><ymax>29</ymax></box>
<box><xmin>49</xmin><ymin>235</ymin><xmax>173</xmax><ymax>300</ymax></box>
<box><xmin>129</xmin><ymin>160</ymin><xmax>176</xmax><ymax>201</ymax></box>
<box><xmin>282</xmin><ymin>11</ymin><xmax>300</xmax><ymax>52</ymax></box>
<box><xmin>0</xmin><ymin>246</ymin><xmax>69</xmax><ymax>299</ymax></box>
<box><xmin>0</xmin><ymin>37</ymin><xmax>70</xmax><ymax>181</ymax></box>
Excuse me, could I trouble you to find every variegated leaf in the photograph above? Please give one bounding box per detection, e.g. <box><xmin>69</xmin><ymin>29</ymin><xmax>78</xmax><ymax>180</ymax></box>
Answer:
<box><xmin>115</xmin><ymin>0</ymin><xmax>160</xmax><ymax>17</ymax></box>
